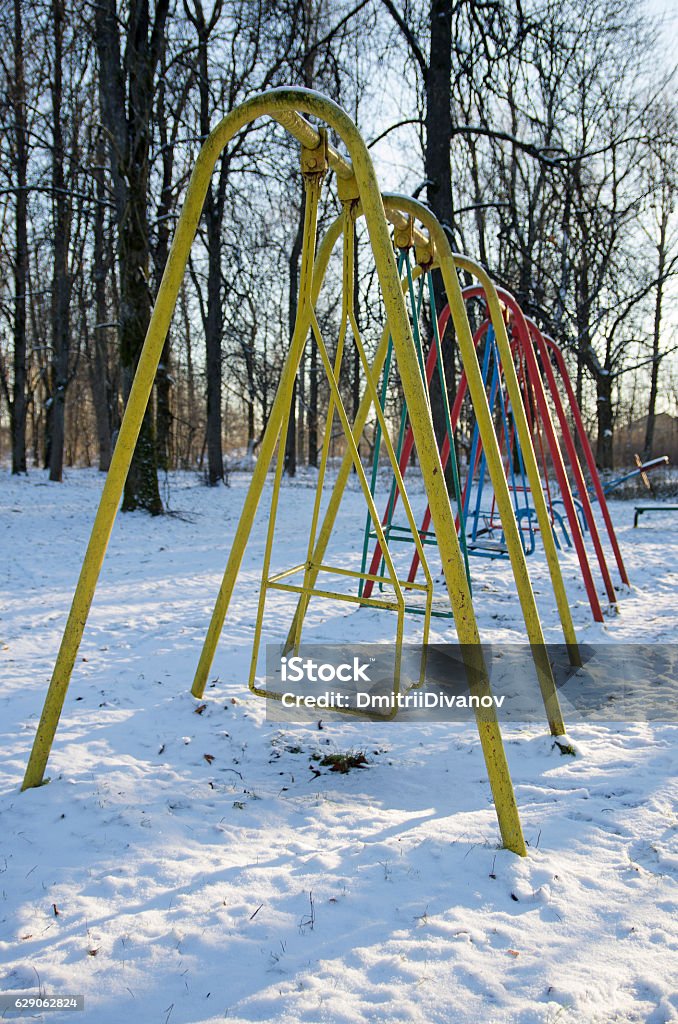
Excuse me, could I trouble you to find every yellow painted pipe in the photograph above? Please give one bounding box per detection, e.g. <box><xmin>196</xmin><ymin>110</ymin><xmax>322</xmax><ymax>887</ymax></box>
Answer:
<box><xmin>290</xmin><ymin>208</ymin><xmax>433</xmax><ymax>652</ymax></box>
<box><xmin>452</xmin><ymin>253</ymin><xmax>581</xmax><ymax>669</ymax></box>
<box><xmin>195</xmin><ymin>97</ymin><xmax>524</xmax><ymax>852</ymax></box>
<box><xmin>379</xmin><ymin>196</ymin><xmax>572</xmax><ymax>730</ymax></box>
<box><xmin>285</xmin><ymin>194</ymin><xmax>568</xmax><ymax>737</ymax></box>
<box><xmin>191</xmin><ymin>185</ymin><xmax>347</xmax><ymax>700</ymax></box>
<box><xmin>23</xmin><ymin>88</ymin><xmax>526</xmax><ymax>857</ymax></box>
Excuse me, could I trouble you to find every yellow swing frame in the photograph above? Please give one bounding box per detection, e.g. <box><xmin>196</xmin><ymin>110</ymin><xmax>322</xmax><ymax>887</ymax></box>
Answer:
<box><xmin>279</xmin><ymin>192</ymin><xmax>577</xmax><ymax>742</ymax></box>
<box><xmin>20</xmin><ymin>86</ymin><xmax>580</xmax><ymax>857</ymax></box>
<box><xmin>246</xmin><ymin>152</ymin><xmax>434</xmax><ymax>706</ymax></box>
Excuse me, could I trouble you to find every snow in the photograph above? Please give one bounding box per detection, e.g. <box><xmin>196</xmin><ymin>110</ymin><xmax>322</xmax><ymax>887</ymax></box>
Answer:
<box><xmin>1</xmin><ymin>468</ymin><xmax>677</xmax><ymax>1024</ymax></box>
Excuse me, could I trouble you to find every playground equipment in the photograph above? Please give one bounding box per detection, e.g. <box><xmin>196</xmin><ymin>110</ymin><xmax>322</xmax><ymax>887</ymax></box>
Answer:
<box><xmin>286</xmin><ymin>191</ymin><xmax>575</xmax><ymax>737</ymax></box>
<box><xmin>533</xmin><ymin>326</ymin><xmax>630</xmax><ymax>588</ymax></box>
<box><xmin>460</xmin><ymin>322</ymin><xmax>539</xmax><ymax>557</ymax></box>
<box><xmin>391</xmin><ymin>212</ymin><xmax>583</xmax><ymax>666</ymax></box>
<box><xmin>367</xmin><ymin>281</ymin><xmax>629</xmax><ymax>622</ymax></box>
<box><xmin>464</xmin><ymin>288</ymin><xmax>611</xmax><ymax>622</ymax></box>
<box><xmin>22</xmin><ymin>88</ymin><xmax>592</xmax><ymax>856</ymax></box>
<box><xmin>601</xmin><ymin>454</ymin><xmax>669</xmax><ymax>497</ymax></box>
<box><xmin>618</xmin><ymin>456</ymin><xmax>673</xmax><ymax>529</ymax></box>
<box><xmin>360</xmin><ymin>251</ymin><xmax>614</xmax><ymax>618</ymax></box>
<box><xmin>358</xmin><ymin>242</ymin><xmax>471</xmax><ymax>604</ymax></box>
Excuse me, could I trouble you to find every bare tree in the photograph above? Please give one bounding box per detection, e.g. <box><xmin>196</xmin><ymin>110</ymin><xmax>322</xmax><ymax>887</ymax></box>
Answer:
<box><xmin>152</xmin><ymin>36</ymin><xmax>194</xmax><ymax>470</ymax></box>
<box><xmin>88</xmin><ymin>127</ymin><xmax>117</xmax><ymax>472</ymax></box>
<box><xmin>183</xmin><ymin>0</ymin><xmax>229</xmax><ymax>486</ymax></box>
<box><xmin>9</xmin><ymin>0</ymin><xmax>29</xmax><ymax>474</ymax></box>
<box><xmin>642</xmin><ymin>102</ymin><xmax>678</xmax><ymax>457</ymax></box>
<box><xmin>46</xmin><ymin>0</ymin><xmax>75</xmax><ymax>481</ymax></box>
<box><xmin>95</xmin><ymin>0</ymin><xmax>169</xmax><ymax>513</ymax></box>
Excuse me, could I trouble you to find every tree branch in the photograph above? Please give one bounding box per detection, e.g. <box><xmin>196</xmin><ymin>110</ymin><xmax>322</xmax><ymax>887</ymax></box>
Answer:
<box><xmin>367</xmin><ymin>117</ymin><xmax>423</xmax><ymax>148</ymax></box>
<box><xmin>379</xmin><ymin>0</ymin><xmax>428</xmax><ymax>81</ymax></box>
<box><xmin>304</xmin><ymin>0</ymin><xmax>372</xmax><ymax>63</ymax></box>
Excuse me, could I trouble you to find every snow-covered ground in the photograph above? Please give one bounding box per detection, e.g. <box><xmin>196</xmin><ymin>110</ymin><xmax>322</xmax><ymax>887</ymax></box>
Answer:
<box><xmin>1</xmin><ymin>468</ymin><xmax>676</xmax><ymax>1024</ymax></box>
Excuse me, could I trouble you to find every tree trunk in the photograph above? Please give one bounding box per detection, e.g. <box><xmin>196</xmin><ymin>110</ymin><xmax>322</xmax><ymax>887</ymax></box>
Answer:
<box><xmin>95</xmin><ymin>0</ymin><xmax>167</xmax><ymax>514</ymax></box>
<box><xmin>155</xmin><ymin>339</ymin><xmax>172</xmax><ymax>472</ymax></box>
<box><xmin>425</xmin><ymin>0</ymin><xmax>453</xmax><ymax>255</ymax></box>
<box><xmin>297</xmin><ymin>347</ymin><xmax>306</xmax><ymax>462</ymax></box>
<box><xmin>119</xmin><ymin>154</ymin><xmax>162</xmax><ymax>512</ymax></box>
<box><xmin>425</xmin><ymin>0</ymin><xmax>456</xmax><ymax>485</ymax></box>
<box><xmin>186</xmin><ymin>9</ymin><xmax>225</xmax><ymax>485</ymax></box>
<box><xmin>596</xmin><ymin>372</ymin><xmax>614</xmax><ymax>470</ymax></box>
<box><xmin>154</xmin><ymin>62</ymin><xmax>174</xmax><ymax>472</ymax></box>
<box><xmin>179</xmin><ymin>283</ymin><xmax>197</xmax><ymax>467</ymax></box>
<box><xmin>286</xmin><ymin>6</ymin><xmax>318</xmax><ymax>476</ymax></box>
<box><xmin>48</xmin><ymin>0</ymin><xmax>72</xmax><ymax>482</ymax></box>
<box><xmin>285</xmin><ymin>185</ymin><xmax>306</xmax><ymax>477</ymax></box>
<box><xmin>644</xmin><ymin>209</ymin><xmax>668</xmax><ymax>458</ymax></box>
<box><xmin>90</xmin><ymin>135</ymin><xmax>114</xmax><ymax>471</ymax></box>
<box><xmin>284</xmin><ymin>382</ymin><xmax>297</xmax><ymax>475</ymax></box>
<box><xmin>244</xmin><ymin>328</ymin><xmax>256</xmax><ymax>452</ymax></box>
<box><xmin>308</xmin><ymin>338</ymin><xmax>318</xmax><ymax>467</ymax></box>
<box><xmin>11</xmin><ymin>0</ymin><xmax>28</xmax><ymax>474</ymax></box>
<box><xmin>205</xmin><ymin>196</ymin><xmax>224</xmax><ymax>484</ymax></box>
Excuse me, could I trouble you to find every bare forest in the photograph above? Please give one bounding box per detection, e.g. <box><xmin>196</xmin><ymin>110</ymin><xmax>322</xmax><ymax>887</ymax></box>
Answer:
<box><xmin>0</xmin><ymin>0</ymin><xmax>676</xmax><ymax>513</ymax></box>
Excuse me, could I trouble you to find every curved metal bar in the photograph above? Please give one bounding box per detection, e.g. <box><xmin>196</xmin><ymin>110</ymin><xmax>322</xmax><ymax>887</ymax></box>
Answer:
<box><xmin>300</xmin><ymin>192</ymin><xmax>567</xmax><ymax>736</ymax></box>
<box><xmin>467</xmin><ymin>284</ymin><xmax>605</xmax><ymax>622</ymax></box>
<box><xmin>383</xmin><ymin>197</ymin><xmax>574</xmax><ymax>724</ymax></box>
<box><xmin>448</xmin><ymin>270</ymin><xmax>582</xmax><ymax>662</ymax></box>
<box><xmin>540</xmin><ymin>331</ymin><xmax>630</xmax><ymax>586</ymax></box>
<box><xmin>525</xmin><ymin>316</ymin><xmax>617</xmax><ymax>605</ymax></box>
<box><xmin>22</xmin><ymin>88</ymin><xmax>525</xmax><ymax>857</ymax></box>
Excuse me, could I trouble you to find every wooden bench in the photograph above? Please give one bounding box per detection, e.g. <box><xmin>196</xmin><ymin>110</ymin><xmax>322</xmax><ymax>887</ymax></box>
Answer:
<box><xmin>633</xmin><ymin>505</ymin><xmax>678</xmax><ymax>527</ymax></box>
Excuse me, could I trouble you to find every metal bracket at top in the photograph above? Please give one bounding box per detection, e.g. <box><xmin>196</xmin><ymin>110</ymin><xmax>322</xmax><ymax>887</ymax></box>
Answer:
<box><xmin>415</xmin><ymin>238</ymin><xmax>435</xmax><ymax>270</ymax></box>
<box><xmin>393</xmin><ymin>214</ymin><xmax>415</xmax><ymax>251</ymax></box>
<box><xmin>337</xmin><ymin>171</ymin><xmax>360</xmax><ymax>204</ymax></box>
<box><xmin>301</xmin><ymin>127</ymin><xmax>329</xmax><ymax>181</ymax></box>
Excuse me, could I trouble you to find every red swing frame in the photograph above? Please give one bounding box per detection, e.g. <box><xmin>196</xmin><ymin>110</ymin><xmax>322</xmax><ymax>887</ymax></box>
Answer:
<box><xmin>362</xmin><ymin>283</ymin><xmax>628</xmax><ymax>619</ymax></box>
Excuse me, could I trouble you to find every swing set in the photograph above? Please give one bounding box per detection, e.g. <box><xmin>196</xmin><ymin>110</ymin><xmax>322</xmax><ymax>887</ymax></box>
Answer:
<box><xmin>21</xmin><ymin>87</ymin><xmax>626</xmax><ymax>857</ymax></box>
<box><xmin>361</xmin><ymin>281</ymin><xmax>630</xmax><ymax>625</ymax></box>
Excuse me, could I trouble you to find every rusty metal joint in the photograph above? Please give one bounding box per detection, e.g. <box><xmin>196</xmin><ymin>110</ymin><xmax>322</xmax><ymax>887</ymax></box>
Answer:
<box><xmin>301</xmin><ymin>126</ymin><xmax>329</xmax><ymax>181</ymax></box>
<box><xmin>393</xmin><ymin>213</ymin><xmax>415</xmax><ymax>251</ymax></box>
<box><xmin>415</xmin><ymin>239</ymin><xmax>435</xmax><ymax>270</ymax></box>
<box><xmin>337</xmin><ymin>171</ymin><xmax>360</xmax><ymax>204</ymax></box>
